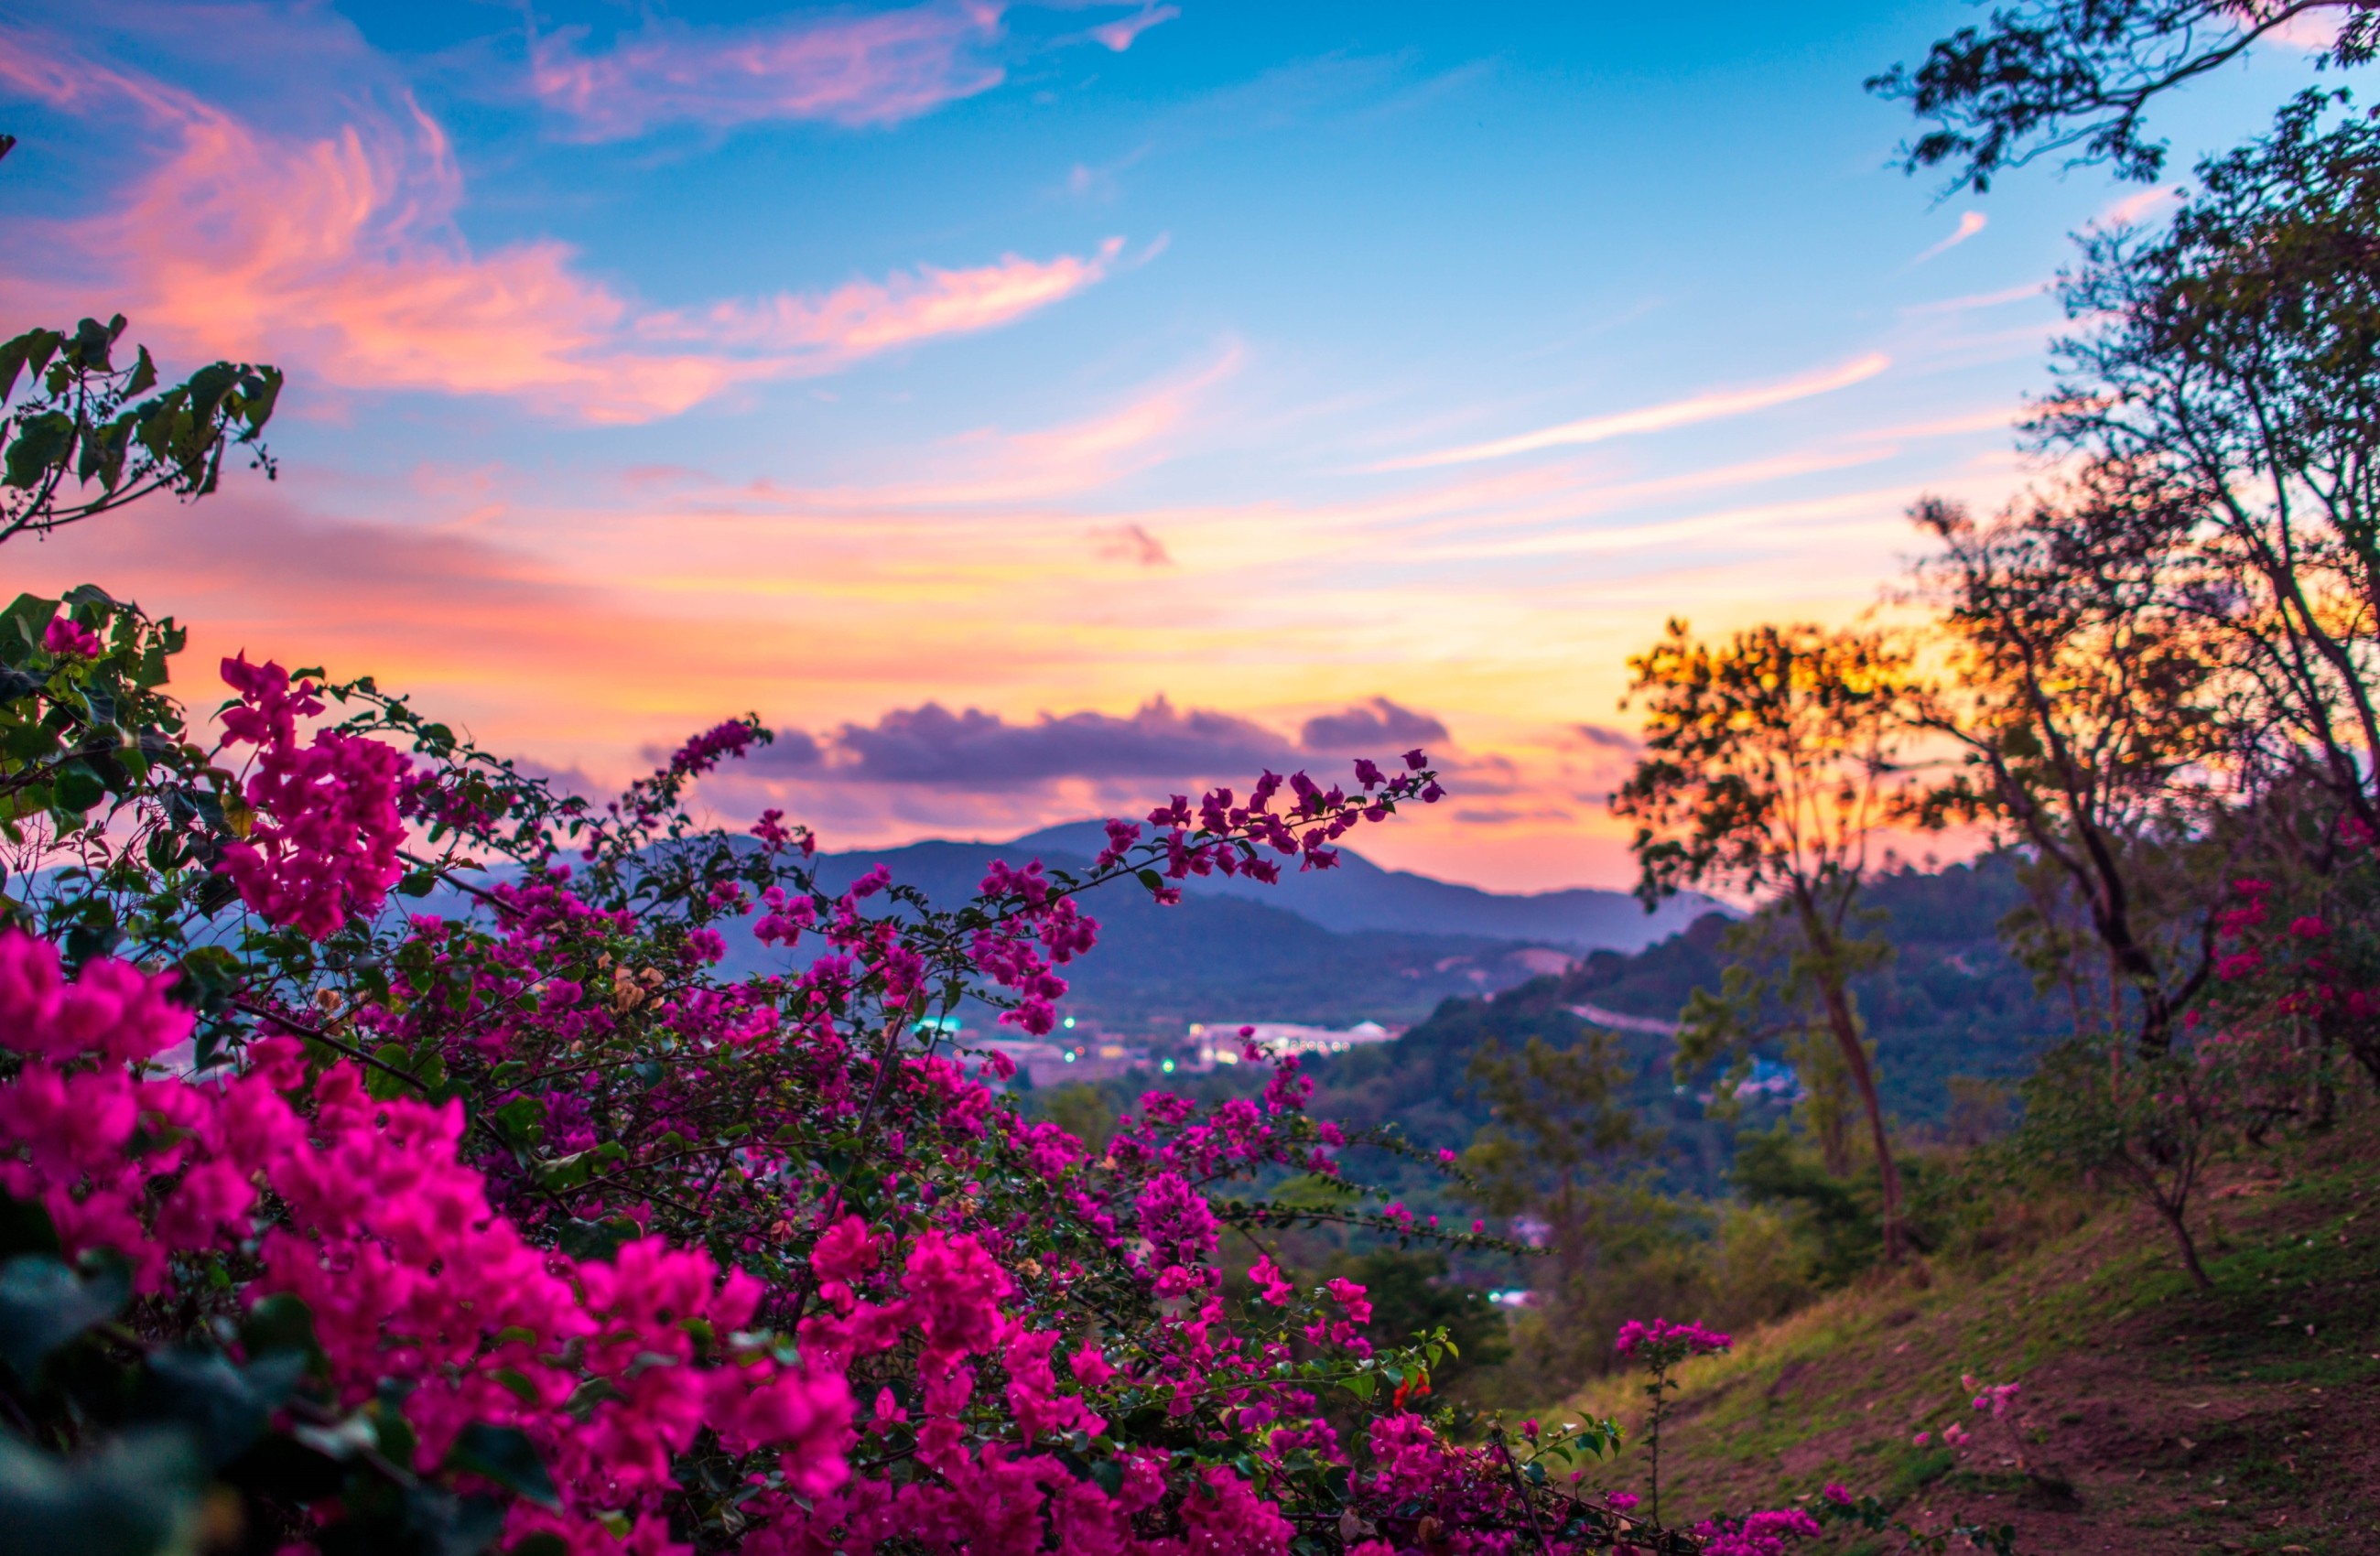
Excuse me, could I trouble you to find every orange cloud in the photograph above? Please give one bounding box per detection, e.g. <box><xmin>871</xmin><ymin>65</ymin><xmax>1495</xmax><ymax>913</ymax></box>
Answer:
<box><xmin>0</xmin><ymin>27</ymin><xmax>1117</xmax><ymax>423</ymax></box>
<box><xmin>1376</xmin><ymin>351</ymin><xmax>1892</xmax><ymax>470</ymax></box>
<box><xmin>528</xmin><ymin>2</ymin><xmax>1008</xmax><ymax>138</ymax></box>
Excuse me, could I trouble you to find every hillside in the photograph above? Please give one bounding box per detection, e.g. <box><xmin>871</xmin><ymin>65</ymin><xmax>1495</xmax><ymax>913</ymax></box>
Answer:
<box><xmin>1548</xmin><ymin>1122</ymin><xmax>2380</xmax><ymax>1552</ymax></box>
<box><xmin>1299</xmin><ymin>853</ymin><xmax>2068</xmax><ymax>1168</ymax></box>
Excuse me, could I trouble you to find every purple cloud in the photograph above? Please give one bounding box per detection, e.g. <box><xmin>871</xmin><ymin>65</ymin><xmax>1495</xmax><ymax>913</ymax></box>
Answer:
<box><xmin>823</xmin><ymin>697</ymin><xmax>1293</xmax><ymax>788</ymax></box>
<box><xmin>1300</xmin><ymin>696</ymin><xmax>1450</xmax><ymax>754</ymax></box>
<box><xmin>1570</xmin><ymin>722</ymin><xmax>1640</xmax><ymax>752</ymax></box>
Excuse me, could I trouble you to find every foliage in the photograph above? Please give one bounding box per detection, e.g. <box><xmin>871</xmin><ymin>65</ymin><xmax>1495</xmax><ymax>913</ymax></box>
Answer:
<box><xmin>2042</xmin><ymin>89</ymin><xmax>2380</xmax><ymax>835</ymax></box>
<box><xmin>1867</xmin><ymin>0</ymin><xmax>2379</xmax><ymax>191</ymax></box>
<box><xmin>1</xmin><ymin>316</ymin><xmax>280</xmax><ymax>543</ymax></box>
<box><xmin>1615</xmin><ymin>619</ymin><xmax>1920</xmax><ymax>1259</ymax></box>
<box><xmin>2017</xmin><ymin>1032</ymin><xmax>2229</xmax><ymax>1286</ymax></box>
<box><xmin>0</xmin><ymin>312</ymin><xmax>1707</xmax><ymax>1556</ymax></box>
<box><xmin>1613</xmin><ymin>1317</ymin><xmax>1731</xmax><ymax>1525</ymax></box>
<box><xmin>1906</xmin><ymin>470</ymin><xmax>2225</xmax><ymax>1059</ymax></box>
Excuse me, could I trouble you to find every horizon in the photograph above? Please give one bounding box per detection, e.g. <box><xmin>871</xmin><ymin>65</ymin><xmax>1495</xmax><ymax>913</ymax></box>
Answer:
<box><xmin>1</xmin><ymin>2</ymin><xmax>2348</xmax><ymax>891</ymax></box>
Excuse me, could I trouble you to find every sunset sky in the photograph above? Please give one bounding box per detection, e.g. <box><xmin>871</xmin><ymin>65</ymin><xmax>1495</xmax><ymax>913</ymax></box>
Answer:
<box><xmin>0</xmin><ymin>2</ymin><xmax>2339</xmax><ymax>890</ymax></box>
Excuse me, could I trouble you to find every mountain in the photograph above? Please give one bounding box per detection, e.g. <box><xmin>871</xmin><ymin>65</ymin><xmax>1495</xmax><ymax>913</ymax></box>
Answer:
<box><xmin>708</xmin><ymin>833</ymin><xmax>1575</xmax><ymax>1030</ymax></box>
<box><xmin>1009</xmin><ymin>820</ymin><xmax>1719</xmax><ymax>951</ymax></box>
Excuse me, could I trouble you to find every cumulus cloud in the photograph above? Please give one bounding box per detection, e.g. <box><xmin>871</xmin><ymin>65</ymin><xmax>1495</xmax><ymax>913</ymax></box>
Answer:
<box><xmin>719</xmin><ymin>729</ymin><xmax>828</xmax><ymax>774</ymax></box>
<box><xmin>733</xmin><ymin>693</ymin><xmax>1468</xmax><ymax>793</ymax></box>
<box><xmin>527</xmin><ymin>2</ymin><xmax>1009</xmax><ymax>140</ymax></box>
<box><xmin>1299</xmin><ymin>697</ymin><xmax>1449</xmax><ymax>754</ymax></box>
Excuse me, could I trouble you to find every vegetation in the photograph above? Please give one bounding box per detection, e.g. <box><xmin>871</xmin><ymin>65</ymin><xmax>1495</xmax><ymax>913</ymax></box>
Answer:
<box><xmin>4</xmin><ymin>1</ymin><xmax>2380</xmax><ymax>1553</ymax></box>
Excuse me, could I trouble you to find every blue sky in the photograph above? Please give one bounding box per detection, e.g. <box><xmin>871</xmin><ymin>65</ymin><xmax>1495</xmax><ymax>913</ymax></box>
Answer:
<box><xmin>0</xmin><ymin>2</ymin><xmax>2351</xmax><ymax>887</ymax></box>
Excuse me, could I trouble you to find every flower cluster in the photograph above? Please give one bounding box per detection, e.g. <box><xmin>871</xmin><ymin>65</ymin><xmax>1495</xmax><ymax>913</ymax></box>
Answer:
<box><xmin>0</xmin><ymin>933</ymin><xmax>857</xmax><ymax>1551</ymax></box>
<box><xmin>0</xmin><ymin>582</ymin><xmax>1596</xmax><ymax>1556</ymax></box>
<box><xmin>1690</xmin><ymin>1507</ymin><xmax>1823</xmax><ymax>1556</ymax></box>
<box><xmin>1614</xmin><ymin>1316</ymin><xmax>1732</xmax><ymax>1366</ymax></box>
<box><xmin>216</xmin><ymin>654</ymin><xmax>409</xmax><ymax>938</ymax></box>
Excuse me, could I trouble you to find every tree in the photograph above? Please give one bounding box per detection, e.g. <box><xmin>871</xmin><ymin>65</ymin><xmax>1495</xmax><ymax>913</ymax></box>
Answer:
<box><xmin>1906</xmin><ymin>470</ymin><xmax>2227</xmax><ymax>1059</ymax></box>
<box><xmin>1613</xmin><ymin>621</ymin><xmax>1919</xmax><ymax>1260</ymax></box>
<box><xmin>1670</xmin><ymin>906</ymin><xmax>1887</xmax><ymax>1180</ymax></box>
<box><xmin>2</xmin><ymin>314</ymin><xmax>280</xmax><ymax>544</ymax></box>
<box><xmin>2039</xmin><ymin>91</ymin><xmax>2380</xmax><ymax>839</ymax></box>
<box><xmin>1461</xmin><ymin>1030</ymin><xmax>1675</xmax><ymax>1392</ymax></box>
<box><xmin>1869</xmin><ymin>0</ymin><xmax>2380</xmax><ymax>191</ymax></box>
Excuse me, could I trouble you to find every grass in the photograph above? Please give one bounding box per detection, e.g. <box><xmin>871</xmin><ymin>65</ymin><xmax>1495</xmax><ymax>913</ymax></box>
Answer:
<box><xmin>1535</xmin><ymin>1117</ymin><xmax>2380</xmax><ymax>1552</ymax></box>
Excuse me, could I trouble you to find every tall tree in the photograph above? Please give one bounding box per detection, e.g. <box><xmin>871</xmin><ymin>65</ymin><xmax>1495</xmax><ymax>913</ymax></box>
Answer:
<box><xmin>1612</xmin><ymin>621</ymin><xmax>1918</xmax><ymax>1259</ymax></box>
<box><xmin>1906</xmin><ymin>468</ymin><xmax>2228</xmax><ymax>1058</ymax></box>
<box><xmin>2039</xmin><ymin>91</ymin><xmax>2380</xmax><ymax>838</ymax></box>
<box><xmin>1869</xmin><ymin>0</ymin><xmax>2379</xmax><ymax>191</ymax></box>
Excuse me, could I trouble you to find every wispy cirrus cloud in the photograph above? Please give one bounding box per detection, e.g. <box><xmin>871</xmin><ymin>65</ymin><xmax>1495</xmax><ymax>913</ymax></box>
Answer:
<box><xmin>1911</xmin><ymin>210</ymin><xmax>1987</xmax><ymax>265</ymax></box>
<box><xmin>0</xmin><ymin>27</ymin><xmax>1120</xmax><ymax>423</ymax></box>
<box><xmin>1091</xmin><ymin>5</ymin><xmax>1181</xmax><ymax>51</ymax></box>
<box><xmin>2091</xmin><ymin>184</ymin><xmax>2181</xmax><ymax>231</ymax></box>
<box><xmin>1375</xmin><ymin>351</ymin><xmax>1892</xmax><ymax>470</ymax></box>
<box><xmin>645</xmin><ymin>238</ymin><xmax>1124</xmax><ymax>364</ymax></box>
<box><xmin>525</xmin><ymin>2</ymin><xmax>1010</xmax><ymax>140</ymax></box>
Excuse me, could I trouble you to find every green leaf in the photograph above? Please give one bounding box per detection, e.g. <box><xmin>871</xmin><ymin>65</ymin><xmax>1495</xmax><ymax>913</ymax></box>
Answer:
<box><xmin>555</xmin><ymin>1216</ymin><xmax>637</xmax><ymax>1263</ymax></box>
<box><xmin>0</xmin><ymin>1253</ymin><xmax>129</xmax><ymax>1381</ymax></box>
<box><xmin>1265</xmin><ymin>1172</ymin><xmax>1363</xmax><ymax>1212</ymax></box>
<box><xmin>5</xmin><ymin>410</ymin><xmax>73</xmax><ymax>490</ymax></box>
<box><xmin>444</xmin><ymin>1422</ymin><xmax>558</xmax><ymax>1508</ymax></box>
<box><xmin>0</xmin><ymin>330</ymin><xmax>61</xmax><ymax>405</ymax></box>
<box><xmin>0</xmin><ymin>1429</ymin><xmax>205</xmax><ymax>1556</ymax></box>
<box><xmin>135</xmin><ymin>1345</ymin><xmax>307</xmax><ymax>1470</ymax></box>
<box><xmin>0</xmin><ymin>1190</ymin><xmax>61</xmax><ymax>1261</ymax></box>
<box><xmin>239</xmin><ymin>1293</ymin><xmax>327</xmax><ymax>1375</ymax></box>
<box><xmin>124</xmin><ymin>346</ymin><xmax>157</xmax><ymax>398</ymax></box>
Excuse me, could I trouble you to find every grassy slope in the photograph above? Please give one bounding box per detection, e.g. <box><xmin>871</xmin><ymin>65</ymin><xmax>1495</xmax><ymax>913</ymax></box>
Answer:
<box><xmin>1544</xmin><ymin>1124</ymin><xmax>2380</xmax><ymax>1554</ymax></box>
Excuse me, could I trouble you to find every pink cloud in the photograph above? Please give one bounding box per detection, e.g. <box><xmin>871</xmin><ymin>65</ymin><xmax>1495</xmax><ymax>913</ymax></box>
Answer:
<box><xmin>1091</xmin><ymin>6</ymin><xmax>1181</xmax><ymax>52</ymax></box>
<box><xmin>0</xmin><ymin>28</ymin><xmax>1116</xmax><ymax>423</ymax></box>
<box><xmin>1378</xmin><ymin>351</ymin><xmax>1893</xmax><ymax>470</ymax></box>
<box><xmin>647</xmin><ymin>238</ymin><xmax>1126</xmax><ymax>365</ymax></box>
<box><xmin>527</xmin><ymin>2</ymin><xmax>1008</xmax><ymax>140</ymax></box>
<box><xmin>1911</xmin><ymin>210</ymin><xmax>1987</xmax><ymax>265</ymax></box>
<box><xmin>2090</xmin><ymin>184</ymin><xmax>2181</xmax><ymax>231</ymax></box>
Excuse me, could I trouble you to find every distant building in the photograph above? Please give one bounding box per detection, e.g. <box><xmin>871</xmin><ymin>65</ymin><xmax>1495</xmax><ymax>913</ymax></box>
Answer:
<box><xmin>1187</xmin><ymin>1020</ymin><xmax>1401</xmax><ymax>1065</ymax></box>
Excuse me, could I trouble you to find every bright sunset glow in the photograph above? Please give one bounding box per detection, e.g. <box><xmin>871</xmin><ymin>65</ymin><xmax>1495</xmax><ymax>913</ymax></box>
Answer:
<box><xmin>0</xmin><ymin>2</ymin><xmax>2310</xmax><ymax>889</ymax></box>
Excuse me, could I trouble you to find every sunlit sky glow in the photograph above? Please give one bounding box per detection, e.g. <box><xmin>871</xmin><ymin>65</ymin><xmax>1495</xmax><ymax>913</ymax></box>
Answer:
<box><xmin>0</xmin><ymin>2</ymin><xmax>2348</xmax><ymax>889</ymax></box>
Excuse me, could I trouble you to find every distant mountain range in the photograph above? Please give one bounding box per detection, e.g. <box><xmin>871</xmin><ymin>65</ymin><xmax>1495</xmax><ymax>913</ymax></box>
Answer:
<box><xmin>1008</xmin><ymin>821</ymin><xmax>1717</xmax><ymax>952</ymax></box>
<box><xmin>750</xmin><ymin>822</ymin><xmax>1722</xmax><ymax>1030</ymax></box>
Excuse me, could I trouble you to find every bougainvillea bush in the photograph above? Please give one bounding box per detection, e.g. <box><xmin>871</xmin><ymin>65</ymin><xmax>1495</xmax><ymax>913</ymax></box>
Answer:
<box><xmin>0</xmin><ymin>320</ymin><xmax>1742</xmax><ymax>1556</ymax></box>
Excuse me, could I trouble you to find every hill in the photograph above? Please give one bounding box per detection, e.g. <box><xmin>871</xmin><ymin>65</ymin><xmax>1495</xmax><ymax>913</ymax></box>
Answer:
<box><xmin>1299</xmin><ymin>853</ymin><xmax>2066</xmax><ymax>1155</ymax></box>
<box><xmin>1547</xmin><ymin>1121</ymin><xmax>2380</xmax><ymax>1552</ymax></box>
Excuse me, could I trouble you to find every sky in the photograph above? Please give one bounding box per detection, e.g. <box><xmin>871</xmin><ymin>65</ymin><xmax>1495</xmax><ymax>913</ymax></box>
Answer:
<box><xmin>0</xmin><ymin>2</ymin><xmax>2353</xmax><ymax>891</ymax></box>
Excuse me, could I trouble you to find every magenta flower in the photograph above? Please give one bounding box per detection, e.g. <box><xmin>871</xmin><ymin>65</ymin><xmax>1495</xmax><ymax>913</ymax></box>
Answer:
<box><xmin>41</xmin><ymin>615</ymin><xmax>101</xmax><ymax>657</ymax></box>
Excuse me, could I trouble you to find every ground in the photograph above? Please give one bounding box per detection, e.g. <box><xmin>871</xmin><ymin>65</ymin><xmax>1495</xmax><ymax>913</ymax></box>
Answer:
<box><xmin>1546</xmin><ymin>1124</ymin><xmax>2380</xmax><ymax>1554</ymax></box>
